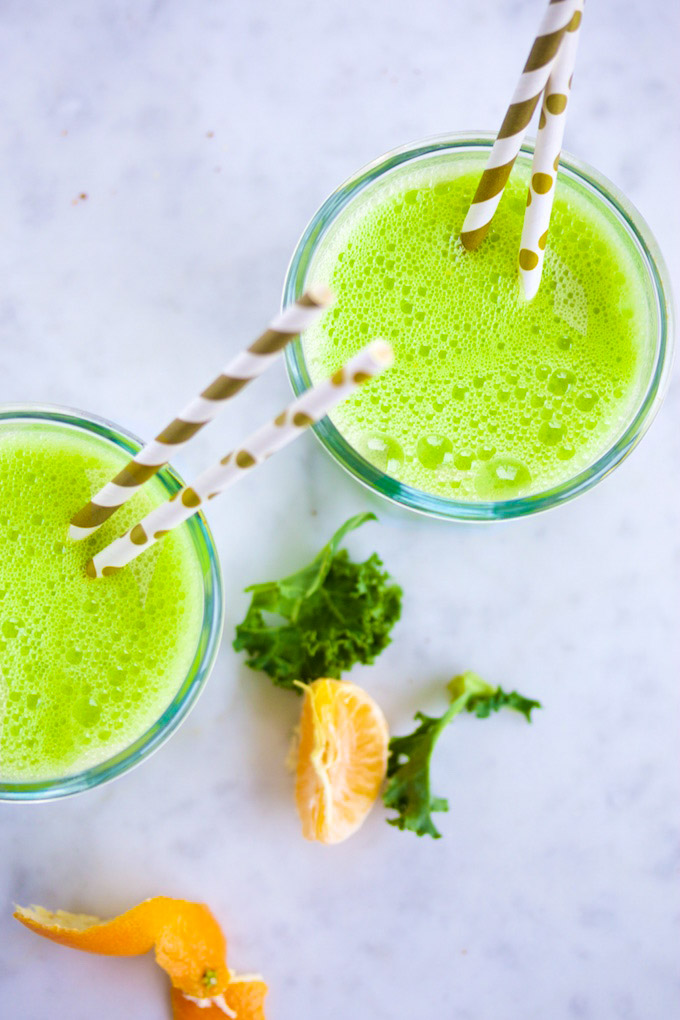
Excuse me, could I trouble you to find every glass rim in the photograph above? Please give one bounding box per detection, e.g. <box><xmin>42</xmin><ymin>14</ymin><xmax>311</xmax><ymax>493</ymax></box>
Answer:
<box><xmin>283</xmin><ymin>131</ymin><xmax>675</xmax><ymax>522</ymax></box>
<box><xmin>0</xmin><ymin>402</ymin><xmax>224</xmax><ymax>801</ymax></box>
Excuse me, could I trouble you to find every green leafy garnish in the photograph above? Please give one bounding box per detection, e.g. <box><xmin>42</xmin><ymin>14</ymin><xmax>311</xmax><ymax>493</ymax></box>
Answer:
<box><xmin>233</xmin><ymin>513</ymin><xmax>402</xmax><ymax>692</ymax></box>
<box><xmin>383</xmin><ymin>672</ymin><xmax>541</xmax><ymax>838</ymax></box>
<box><xmin>382</xmin><ymin>710</ymin><xmax>453</xmax><ymax>839</ymax></box>
<box><xmin>464</xmin><ymin>686</ymin><xmax>541</xmax><ymax>722</ymax></box>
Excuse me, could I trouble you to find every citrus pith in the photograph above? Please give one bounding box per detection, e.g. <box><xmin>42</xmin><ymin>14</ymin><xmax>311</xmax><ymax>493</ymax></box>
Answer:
<box><xmin>171</xmin><ymin>975</ymin><xmax>267</xmax><ymax>1019</ymax></box>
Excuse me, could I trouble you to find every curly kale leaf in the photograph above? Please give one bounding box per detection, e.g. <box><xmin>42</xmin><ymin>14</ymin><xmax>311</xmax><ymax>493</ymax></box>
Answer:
<box><xmin>383</xmin><ymin>710</ymin><xmax>452</xmax><ymax>839</ymax></box>
<box><xmin>384</xmin><ymin>672</ymin><xmax>541</xmax><ymax>838</ymax></box>
<box><xmin>466</xmin><ymin>687</ymin><xmax>541</xmax><ymax>722</ymax></box>
<box><xmin>233</xmin><ymin>513</ymin><xmax>402</xmax><ymax>691</ymax></box>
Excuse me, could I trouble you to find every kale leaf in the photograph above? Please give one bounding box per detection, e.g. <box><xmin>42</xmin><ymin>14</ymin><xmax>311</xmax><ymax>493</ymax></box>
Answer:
<box><xmin>384</xmin><ymin>672</ymin><xmax>541</xmax><ymax>838</ymax></box>
<box><xmin>466</xmin><ymin>687</ymin><xmax>541</xmax><ymax>722</ymax></box>
<box><xmin>233</xmin><ymin>513</ymin><xmax>402</xmax><ymax>692</ymax></box>
<box><xmin>383</xmin><ymin>710</ymin><xmax>452</xmax><ymax>839</ymax></box>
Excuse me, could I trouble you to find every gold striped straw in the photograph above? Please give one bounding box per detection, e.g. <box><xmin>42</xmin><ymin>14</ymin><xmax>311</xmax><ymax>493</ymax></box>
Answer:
<box><xmin>460</xmin><ymin>0</ymin><xmax>577</xmax><ymax>251</ymax></box>
<box><xmin>518</xmin><ymin>0</ymin><xmax>583</xmax><ymax>299</ymax></box>
<box><xmin>85</xmin><ymin>339</ymin><xmax>394</xmax><ymax>578</ymax></box>
<box><xmin>69</xmin><ymin>286</ymin><xmax>333</xmax><ymax>541</ymax></box>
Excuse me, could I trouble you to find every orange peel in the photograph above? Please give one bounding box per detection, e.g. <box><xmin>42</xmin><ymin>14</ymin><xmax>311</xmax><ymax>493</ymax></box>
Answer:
<box><xmin>14</xmin><ymin>896</ymin><xmax>230</xmax><ymax>1000</ymax></box>
<box><xmin>171</xmin><ymin>975</ymin><xmax>267</xmax><ymax>1019</ymax></box>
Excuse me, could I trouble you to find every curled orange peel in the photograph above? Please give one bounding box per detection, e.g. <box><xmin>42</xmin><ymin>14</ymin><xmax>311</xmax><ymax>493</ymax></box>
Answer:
<box><xmin>13</xmin><ymin>897</ymin><xmax>231</xmax><ymax>1001</ymax></box>
<box><xmin>171</xmin><ymin>976</ymin><xmax>267</xmax><ymax>1019</ymax></box>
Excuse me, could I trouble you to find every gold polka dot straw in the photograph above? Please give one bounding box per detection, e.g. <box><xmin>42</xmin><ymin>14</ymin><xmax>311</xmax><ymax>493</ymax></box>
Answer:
<box><xmin>85</xmin><ymin>339</ymin><xmax>394</xmax><ymax>578</ymax></box>
<box><xmin>69</xmin><ymin>286</ymin><xmax>333</xmax><ymax>541</ymax></box>
<box><xmin>519</xmin><ymin>0</ymin><xmax>583</xmax><ymax>300</ymax></box>
<box><xmin>460</xmin><ymin>0</ymin><xmax>577</xmax><ymax>251</ymax></box>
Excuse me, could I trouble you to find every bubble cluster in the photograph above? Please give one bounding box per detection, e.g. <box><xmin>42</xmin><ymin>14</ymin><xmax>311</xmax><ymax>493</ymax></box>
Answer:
<box><xmin>304</xmin><ymin>155</ymin><xmax>651</xmax><ymax>501</ymax></box>
<box><xmin>0</xmin><ymin>426</ymin><xmax>204</xmax><ymax>781</ymax></box>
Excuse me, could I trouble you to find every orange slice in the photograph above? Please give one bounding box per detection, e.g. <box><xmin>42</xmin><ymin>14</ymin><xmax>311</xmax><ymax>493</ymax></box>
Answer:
<box><xmin>295</xmin><ymin>678</ymin><xmax>389</xmax><ymax>844</ymax></box>
<box><xmin>14</xmin><ymin>897</ymin><xmax>229</xmax><ymax>999</ymax></box>
<box><xmin>171</xmin><ymin>975</ymin><xmax>267</xmax><ymax>1019</ymax></box>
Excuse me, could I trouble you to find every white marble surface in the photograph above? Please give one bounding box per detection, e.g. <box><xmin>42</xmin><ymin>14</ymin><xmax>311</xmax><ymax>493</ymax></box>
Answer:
<box><xmin>1</xmin><ymin>1</ymin><xmax>679</xmax><ymax>1017</ymax></box>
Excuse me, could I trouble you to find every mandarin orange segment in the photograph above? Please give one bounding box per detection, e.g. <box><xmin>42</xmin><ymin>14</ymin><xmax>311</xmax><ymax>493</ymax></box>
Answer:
<box><xmin>295</xmin><ymin>678</ymin><xmax>389</xmax><ymax>844</ymax></box>
<box><xmin>171</xmin><ymin>976</ymin><xmax>267</xmax><ymax>1019</ymax></box>
<box><xmin>14</xmin><ymin>897</ymin><xmax>229</xmax><ymax>998</ymax></box>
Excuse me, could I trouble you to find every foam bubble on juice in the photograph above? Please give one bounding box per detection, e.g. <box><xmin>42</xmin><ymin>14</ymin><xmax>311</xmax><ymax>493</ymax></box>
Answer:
<box><xmin>0</xmin><ymin>426</ymin><xmax>205</xmax><ymax>781</ymax></box>
<box><xmin>303</xmin><ymin>156</ymin><xmax>652</xmax><ymax>501</ymax></box>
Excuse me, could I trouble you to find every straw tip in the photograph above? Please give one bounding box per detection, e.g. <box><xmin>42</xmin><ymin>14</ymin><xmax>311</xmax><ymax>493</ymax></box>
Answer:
<box><xmin>368</xmin><ymin>338</ymin><xmax>394</xmax><ymax>369</ymax></box>
<box><xmin>518</xmin><ymin>271</ymin><xmax>540</xmax><ymax>303</ymax></box>
<box><xmin>305</xmin><ymin>283</ymin><xmax>334</xmax><ymax>309</ymax></box>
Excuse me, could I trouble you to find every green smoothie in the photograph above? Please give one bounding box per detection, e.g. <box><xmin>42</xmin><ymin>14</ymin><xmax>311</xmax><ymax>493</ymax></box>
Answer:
<box><xmin>303</xmin><ymin>154</ymin><xmax>653</xmax><ymax>500</ymax></box>
<box><xmin>0</xmin><ymin>422</ymin><xmax>204</xmax><ymax>782</ymax></box>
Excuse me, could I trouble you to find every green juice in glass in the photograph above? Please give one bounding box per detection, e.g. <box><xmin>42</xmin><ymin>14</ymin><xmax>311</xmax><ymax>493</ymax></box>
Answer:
<box><xmin>302</xmin><ymin>153</ymin><xmax>654</xmax><ymax>501</ymax></box>
<box><xmin>0</xmin><ymin>421</ymin><xmax>204</xmax><ymax>783</ymax></box>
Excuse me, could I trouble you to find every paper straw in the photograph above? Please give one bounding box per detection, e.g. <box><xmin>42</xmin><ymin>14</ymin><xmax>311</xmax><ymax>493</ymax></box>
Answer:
<box><xmin>518</xmin><ymin>0</ymin><xmax>583</xmax><ymax>300</ymax></box>
<box><xmin>86</xmin><ymin>340</ymin><xmax>394</xmax><ymax>578</ymax></box>
<box><xmin>69</xmin><ymin>286</ymin><xmax>333</xmax><ymax>541</ymax></box>
<box><xmin>460</xmin><ymin>0</ymin><xmax>577</xmax><ymax>251</ymax></box>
